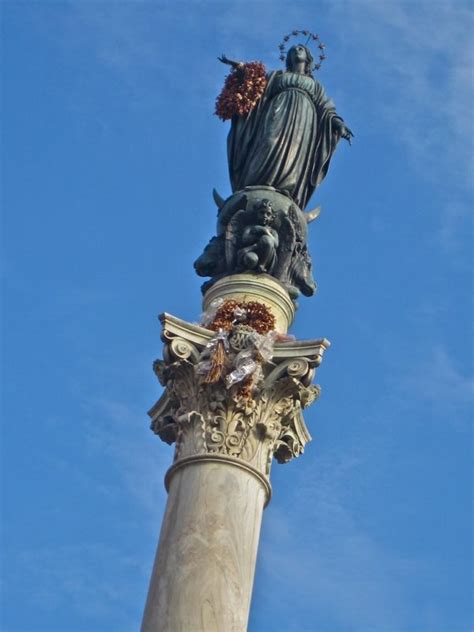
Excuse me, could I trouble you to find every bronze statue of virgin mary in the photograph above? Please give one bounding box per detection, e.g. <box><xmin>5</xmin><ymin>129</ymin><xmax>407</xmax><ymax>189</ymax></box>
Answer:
<box><xmin>219</xmin><ymin>43</ymin><xmax>352</xmax><ymax>210</ymax></box>
<box><xmin>195</xmin><ymin>35</ymin><xmax>353</xmax><ymax>299</ymax></box>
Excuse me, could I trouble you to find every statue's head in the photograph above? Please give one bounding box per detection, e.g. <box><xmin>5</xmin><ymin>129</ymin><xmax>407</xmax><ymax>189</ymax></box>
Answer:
<box><xmin>256</xmin><ymin>199</ymin><xmax>276</xmax><ymax>226</ymax></box>
<box><xmin>286</xmin><ymin>44</ymin><xmax>314</xmax><ymax>76</ymax></box>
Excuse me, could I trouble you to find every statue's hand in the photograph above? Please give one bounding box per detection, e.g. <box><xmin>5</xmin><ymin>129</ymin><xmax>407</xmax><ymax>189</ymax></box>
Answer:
<box><xmin>339</xmin><ymin>125</ymin><xmax>354</xmax><ymax>145</ymax></box>
<box><xmin>218</xmin><ymin>54</ymin><xmax>243</xmax><ymax>70</ymax></box>
<box><xmin>333</xmin><ymin>118</ymin><xmax>354</xmax><ymax>145</ymax></box>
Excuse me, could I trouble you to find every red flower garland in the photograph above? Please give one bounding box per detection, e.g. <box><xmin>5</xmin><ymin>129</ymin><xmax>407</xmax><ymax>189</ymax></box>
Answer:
<box><xmin>208</xmin><ymin>299</ymin><xmax>276</xmax><ymax>334</ymax></box>
<box><xmin>215</xmin><ymin>61</ymin><xmax>267</xmax><ymax>121</ymax></box>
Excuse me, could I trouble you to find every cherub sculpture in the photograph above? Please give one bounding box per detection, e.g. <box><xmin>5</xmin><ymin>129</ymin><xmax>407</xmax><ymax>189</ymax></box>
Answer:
<box><xmin>237</xmin><ymin>200</ymin><xmax>279</xmax><ymax>273</ymax></box>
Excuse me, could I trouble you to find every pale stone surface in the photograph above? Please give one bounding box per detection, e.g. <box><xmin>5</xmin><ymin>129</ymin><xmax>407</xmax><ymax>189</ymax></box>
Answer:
<box><xmin>150</xmin><ymin>313</ymin><xmax>328</xmax><ymax>470</ymax></box>
<box><xmin>142</xmin><ymin>279</ymin><xmax>329</xmax><ymax>631</ymax></box>
<box><xmin>141</xmin><ymin>460</ymin><xmax>266</xmax><ymax>632</ymax></box>
<box><xmin>203</xmin><ymin>273</ymin><xmax>296</xmax><ymax>333</ymax></box>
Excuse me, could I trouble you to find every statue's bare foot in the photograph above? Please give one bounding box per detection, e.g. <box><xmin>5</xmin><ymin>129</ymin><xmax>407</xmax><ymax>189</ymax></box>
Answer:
<box><xmin>243</xmin><ymin>252</ymin><xmax>259</xmax><ymax>269</ymax></box>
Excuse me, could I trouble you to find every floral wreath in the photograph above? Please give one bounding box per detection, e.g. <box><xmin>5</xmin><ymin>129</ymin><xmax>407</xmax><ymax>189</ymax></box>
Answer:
<box><xmin>278</xmin><ymin>29</ymin><xmax>326</xmax><ymax>71</ymax></box>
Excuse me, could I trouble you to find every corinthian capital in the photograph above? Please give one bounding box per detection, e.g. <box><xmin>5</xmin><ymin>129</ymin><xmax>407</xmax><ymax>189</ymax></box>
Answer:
<box><xmin>148</xmin><ymin>313</ymin><xmax>329</xmax><ymax>482</ymax></box>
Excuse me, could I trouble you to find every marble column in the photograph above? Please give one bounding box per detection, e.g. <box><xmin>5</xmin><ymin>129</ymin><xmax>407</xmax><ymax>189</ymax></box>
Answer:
<box><xmin>141</xmin><ymin>276</ymin><xmax>329</xmax><ymax>632</ymax></box>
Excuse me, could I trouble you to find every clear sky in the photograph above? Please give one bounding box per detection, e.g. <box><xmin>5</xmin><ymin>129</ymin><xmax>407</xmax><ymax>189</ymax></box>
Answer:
<box><xmin>2</xmin><ymin>1</ymin><xmax>473</xmax><ymax>631</ymax></box>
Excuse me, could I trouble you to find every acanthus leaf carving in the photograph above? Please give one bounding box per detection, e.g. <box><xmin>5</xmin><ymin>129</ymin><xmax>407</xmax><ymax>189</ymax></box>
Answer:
<box><xmin>148</xmin><ymin>314</ymin><xmax>328</xmax><ymax>478</ymax></box>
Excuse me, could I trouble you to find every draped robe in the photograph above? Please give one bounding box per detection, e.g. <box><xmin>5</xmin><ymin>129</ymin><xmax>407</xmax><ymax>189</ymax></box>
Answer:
<box><xmin>227</xmin><ymin>71</ymin><xmax>342</xmax><ymax>210</ymax></box>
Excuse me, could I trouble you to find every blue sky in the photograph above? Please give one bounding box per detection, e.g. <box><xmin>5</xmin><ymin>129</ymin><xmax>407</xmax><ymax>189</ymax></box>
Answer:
<box><xmin>2</xmin><ymin>1</ymin><xmax>472</xmax><ymax>631</ymax></box>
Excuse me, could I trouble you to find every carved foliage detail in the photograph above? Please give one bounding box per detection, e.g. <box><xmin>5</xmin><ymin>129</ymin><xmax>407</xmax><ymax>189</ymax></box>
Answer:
<box><xmin>151</xmin><ymin>336</ymin><xmax>321</xmax><ymax>474</ymax></box>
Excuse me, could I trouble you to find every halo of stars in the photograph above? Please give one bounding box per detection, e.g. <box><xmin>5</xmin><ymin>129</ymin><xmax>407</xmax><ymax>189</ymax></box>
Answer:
<box><xmin>278</xmin><ymin>29</ymin><xmax>326</xmax><ymax>71</ymax></box>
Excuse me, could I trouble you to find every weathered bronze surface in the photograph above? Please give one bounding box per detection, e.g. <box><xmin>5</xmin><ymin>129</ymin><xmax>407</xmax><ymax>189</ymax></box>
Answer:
<box><xmin>195</xmin><ymin>187</ymin><xmax>317</xmax><ymax>298</ymax></box>
<box><xmin>224</xmin><ymin>45</ymin><xmax>352</xmax><ymax>210</ymax></box>
<box><xmin>195</xmin><ymin>44</ymin><xmax>352</xmax><ymax>299</ymax></box>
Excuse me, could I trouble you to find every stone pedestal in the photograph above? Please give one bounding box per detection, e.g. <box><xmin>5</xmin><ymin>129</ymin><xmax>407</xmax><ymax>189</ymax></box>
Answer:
<box><xmin>141</xmin><ymin>279</ymin><xmax>329</xmax><ymax>631</ymax></box>
<box><xmin>203</xmin><ymin>273</ymin><xmax>296</xmax><ymax>333</ymax></box>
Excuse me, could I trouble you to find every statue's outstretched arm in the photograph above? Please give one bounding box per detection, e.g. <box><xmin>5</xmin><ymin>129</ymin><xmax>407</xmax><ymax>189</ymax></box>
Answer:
<box><xmin>218</xmin><ymin>54</ymin><xmax>244</xmax><ymax>70</ymax></box>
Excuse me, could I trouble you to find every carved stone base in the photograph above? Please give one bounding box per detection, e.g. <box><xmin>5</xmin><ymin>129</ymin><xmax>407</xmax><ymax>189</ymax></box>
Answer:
<box><xmin>203</xmin><ymin>273</ymin><xmax>296</xmax><ymax>333</ymax></box>
<box><xmin>194</xmin><ymin>186</ymin><xmax>318</xmax><ymax>299</ymax></box>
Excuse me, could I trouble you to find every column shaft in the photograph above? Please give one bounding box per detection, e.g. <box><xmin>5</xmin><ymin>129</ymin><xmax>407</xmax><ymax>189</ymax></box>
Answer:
<box><xmin>141</xmin><ymin>459</ymin><xmax>266</xmax><ymax>632</ymax></box>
